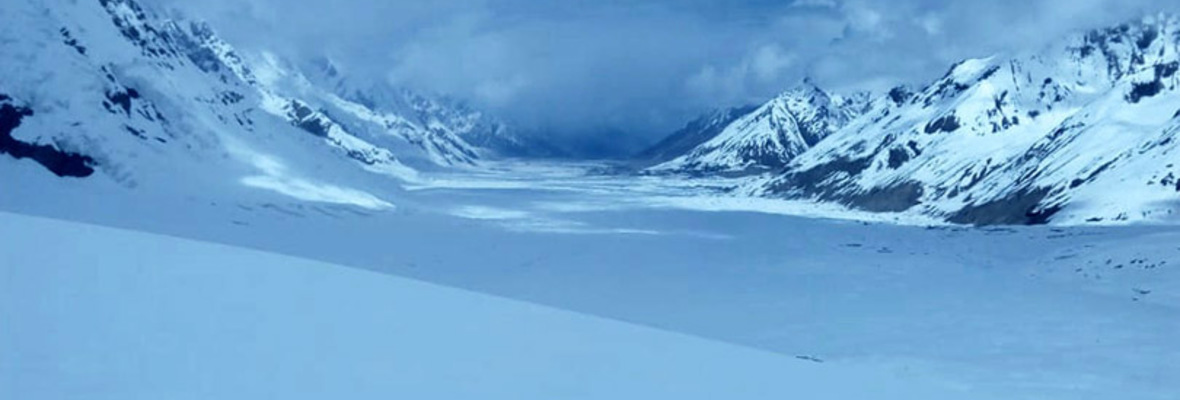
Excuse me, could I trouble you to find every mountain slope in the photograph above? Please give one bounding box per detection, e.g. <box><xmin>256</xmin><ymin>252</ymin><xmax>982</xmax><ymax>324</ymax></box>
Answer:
<box><xmin>650</xmin><ymin>83</ymin><xmax>868</xmax><ymax>174</ymax></box>
<box><xmin>300</xmin><ymin>56</ymin><xmax>565</xmax><ymax>160</ymax></box>
<box><xmin>635</xmin><ymin>105</ymin><xmax>758</xmax><ymax>166</ymax></box>
<box><xmin>746</xmin><ymin>15</ymin><xmax>1180</xmax><ymax>225</ymax></box>
<box><xmin>0</xmin><ymin>0</ymin><xmax>521</xmax><ymax>208</ymax></box>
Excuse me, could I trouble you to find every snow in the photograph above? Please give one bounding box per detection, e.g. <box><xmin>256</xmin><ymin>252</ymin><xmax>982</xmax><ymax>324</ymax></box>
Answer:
<box><xmin>7</xmin><ymin>0</ymin><xmax>1176</xmax><ymax>228</ymax></box>
<box><xmin>224</xmin><ymin>140</ymin><xmax>395</xmax><ymax>210</ymax></box>
<box><xmin>0</xmin><ymin>0</ymin><xmax>506</xmax><ymax>218</ymax></box>
<box><xmin>0</xmin><ymin>212</ymin><xmax>977</xmax><ymax>400</ymax></box>
<box><xmin>651</xmin><ymin>83</ymin><xmax>862</xmax><ymax>173</ymax></box>
<box><xmin>4</xmin><ymin>2</ymin><xmax>1180</xmax><ymax>398</ymax></box>
<box><xmin>650</xmin><ymin>15</ymin><xmax>1180</xmax><ymax>225</ymax></box>
<box><xmin>4</xmin><ymin>157</ymin><xmax>1180</xmax><ymax>399</ymax></box>
<box><xmin>635</xmin><ymin>194</ymin><xmax>946</xmax><ymax>225</ymax></box>
<box><xmin>949</xmin><ymin>57</ymin><xmax>998</xmax><ymax>81</ymax></box>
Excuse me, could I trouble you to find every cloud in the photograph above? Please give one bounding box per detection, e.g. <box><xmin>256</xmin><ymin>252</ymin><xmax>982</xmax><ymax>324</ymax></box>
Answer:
<box><xmin>751</xmin><ymin>45</ymin><xmax>796</xmax><ymax>83</ymax></box>
<box><xmin>685</xmin><ymin>44</ymin><xmax>800</xmax><ymax>107</ymax></box>
<box><xmin>147</xmin><ymin>0</ymin><xmax>1180</xmax><ymax>142</ymax></box>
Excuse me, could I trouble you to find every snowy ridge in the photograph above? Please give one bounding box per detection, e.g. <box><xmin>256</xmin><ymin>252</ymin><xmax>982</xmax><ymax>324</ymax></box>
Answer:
<box><xmin>762</xmin><ymin>14</ymin><xmax>1180</xmax><ymax>225</ymax></box>
<box><xmin>0</xmin><ymin>0</ymin><xmax>531</xmax><ymax>208</ymax></box>
<box><xmin>291</xmin><ymin>58</ymin><xmax>485</xmax><ymax>167</ymax></box>
<box><xmin>635</xmin><ymin>105</ymin><xmax>759</xmax><ymax>166</ymax></box>
<box><xmin>181</xmin><ymin>17</ymin><xmax>484</xmax><ymax>170</ymax></box>
<box><xmin>299</xmin><ymin>56</ymin><xmax>553</xmax><ymax>161</ymax></box>
<box><xmin>652</xmin><ymin>14</ymin><xmax>1180</xmax><ymax>225</ymax></box>
<box><xmin>650</xmin><ymin>82</ymin><xmax>868</xmax><ymax>173</ymax></box>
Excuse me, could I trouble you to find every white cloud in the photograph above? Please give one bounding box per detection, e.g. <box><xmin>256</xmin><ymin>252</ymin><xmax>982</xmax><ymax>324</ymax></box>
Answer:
<box><xmin>841</xmin><ymin>2</ymin><xmax>888</xmax><ymax>38</ymax></box>
<box><xmin>685</xmin><ymin>45</ymin><xmax>799</xmax><ymax>106</ymax></box>
<box><xmin>915</xmin><ymin>13</ymin><xmax>944</xmax><ymax>36</ymax></box>
<box><xmin>790</xmin><ymin>0</ymin><xmax>839</xmax><ymax>9</ymax></box>
<box><xmin>474</xmin><ymin>75</ymin><xmax>531</xmax><ymax>106</ymax></box>
<box><xmin>750</xmin><ymin>45</ymin><xmax>796</xmax><ymax>83</ymax></box>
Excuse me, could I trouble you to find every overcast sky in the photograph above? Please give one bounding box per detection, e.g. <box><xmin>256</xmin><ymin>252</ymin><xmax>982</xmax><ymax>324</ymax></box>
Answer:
<box><xmin>153</xmin><ymin>0</ymin><xmax>1179</xmax><ymax>140</ymax></box>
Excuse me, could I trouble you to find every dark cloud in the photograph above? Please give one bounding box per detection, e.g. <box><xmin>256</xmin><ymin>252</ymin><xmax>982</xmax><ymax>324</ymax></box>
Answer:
<box><xmin>150</xmin><ymin>0</ymin><xmax>1180</xmax><ymax>140</ymax></box>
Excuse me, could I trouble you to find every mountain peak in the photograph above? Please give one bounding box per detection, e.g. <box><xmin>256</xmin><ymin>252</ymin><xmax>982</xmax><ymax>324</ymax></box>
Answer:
<box><xmin>776</xmin><ymin>79</ymin><xmax>829</xmax><ymax>103</ymax></box>
<box><xmin>752</xmin><ymin>12</ymin><xmax>1180</xmax><ymax>224</ymax></box>
<box><xmin>647</xmin><ymin>78</ymin><xmax>868</xmax><ymax>174</ymax></box>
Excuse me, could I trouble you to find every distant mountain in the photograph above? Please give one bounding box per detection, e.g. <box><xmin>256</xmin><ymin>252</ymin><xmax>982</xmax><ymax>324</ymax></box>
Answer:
<box><xmin>634</xmin><ymin>105</ymin><xmax>758</xmax><ymax>166</ymax></box>
<box><xmin>648</xmin><ymin>82</ymin><xmax>870</xmax><ymax>174</ymax></box>
<box><xmin>299</xmin><ymin>57</ymin><xmax>562</xmax><ymax>160</ymax></box>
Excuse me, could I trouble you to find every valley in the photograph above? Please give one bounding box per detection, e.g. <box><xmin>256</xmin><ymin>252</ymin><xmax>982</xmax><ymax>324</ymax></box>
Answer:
<box><xmin>3</xmin><ymin>0</ymin><xmax>1180</xmax><ymax>398</ymax></box>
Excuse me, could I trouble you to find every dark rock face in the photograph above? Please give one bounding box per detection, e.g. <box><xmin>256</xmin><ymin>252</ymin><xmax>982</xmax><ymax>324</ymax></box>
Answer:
<box><xmin>98</xmin><ymin>0</ymin><xmax>178</xmax><ymax>59</ymax></box>
<box><xmin>764</xmin><ymin>154</ymin><xmax>920</xmax><ymax>210</ymax></box>
<box><xmin>924</xmin><ymin>115</ymin><xmax>961</xmax><ymax>134</ymax></box>
<box><xmin>1129</xmin><ymin>81</ymin><xmax>1165</xmax><ymax>103</ymax></box>
<box><xmin>175</xmin><ymin>22</ymin><xmax>224</xmax><ymax>73</ymax></box>
<box><xmin>888</xmin><ymin>86</ymin><xmax>913</xmax><ymax>106</ymax></box>
<box><xmin>60</xmin><ymin>27</ymin><xmax>88</xmax><ymax>55</ymax></box>
<box><xmin>285</xmin><ymin>100</ymin><xmax>332</xmax><ymax>138</ymax></box>
<box><xmin>103</xmin><ymin>87</ymin><xmax>140</xmax><ymax>116</ymax></box>
<box><xmin>1069</xmin><ymin>159</ymin><xmax>1117</xmax><ymax>189</ymax></box>
<box><xmin>1127</xmin><ymin>62</ymin><xmax>1177</xmax><ymax>103</ymax></box>
<box><xmin>768</xmin><ymin>153</ymin><xmax>925</xmax><ymax>213</ymax></box>
<box><xmin>1159</xmin><ymin>62</ymin><xmax>1179</xmax><ymax>79</ymax></box>
<box><xmin>767</xmin><ymin>157</ymin><xmax>872</xmax><ymax>195</ymax></box>
<box><xmin>918</xmin><ymin>64</ymin><xmax>997</xmax><ymax>107</ymax></box>
<box><xmin>948</xmin><ymin>188</ymin><xmax>1062</xmax><ymax>225</ymax></box>
<box><xmin>887</xmin><ymin>148</ymin><xmax>911</xmax><ymax>169</ymax></box>
<box><xmin>0</xmin><ymin>99</ymin><xmax>95</xmax><ymax>178</ymax></box>
<box><xmin>847</xmin><ymin>182</ymin><xmax>925</xmax><ymax>213</ymax></box>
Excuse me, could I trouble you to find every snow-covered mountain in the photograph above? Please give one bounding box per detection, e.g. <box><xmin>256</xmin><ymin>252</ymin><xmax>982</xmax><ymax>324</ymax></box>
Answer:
<box><xmin>650</xmin><ymin>14</ymin><xmax>1180</xmax><ymax>225</ymax></box>
<box><xmin>648</xmin><ymin>83</ymin><xmax>869</xmax><ymax>174</ymax></box>
<box><xmin>7</xmin><ymin>0</ymin><xmax>1179</xmax><ymax>226</ymax></box>
<box><xmin>297</xmin><ymin>56</ymin><xmax>563</xmax><ymax>160</ymax></box>
<box><xmin>635</xmin><ymin>105</ymin><xmax>757</xmax><ymax>167</ymax></box>
<box><xmin>0</xmin><ymin>0</ymin><xmax>523</xmax><ymax>206</ymax></box>
<box><xmin>761</xmin><ymin>14</ymin><xmax>1180</xmax><ymax>225</ymax></box>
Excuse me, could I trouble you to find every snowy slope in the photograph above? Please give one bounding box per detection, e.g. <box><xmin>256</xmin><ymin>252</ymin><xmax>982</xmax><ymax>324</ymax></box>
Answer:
<box><xmin>753</xmin><ymin>15</ymin><xmax>1180</xmax><ymax>225</ymax></box>
<box><xmin>182</xmin><ymin>6</ymin><xmax>537</xmax><ymax>169</ymax></box>
<box><xmin>299</xmin><ymin>56</ymin><xmax>564</xmax><ymax>160</ymax></box>
<box><xmin>634</xmin><ymin>104</ymin><xmax>758</xmax><ymax>166</ymax></box>
<box><xmin>1</xmin><ymin>0</ymin><xmax>406</xmax><ymax>207</ymax></box>
<box><xmin>5</xmin><ymin>165</ymin><xmax>1180</xmax><ymax>399</ymax></box>
<box><xmin>0</xmin><ymin>0</ymin><xmax>530</xmax><ymax>210</ymax></box>
<box><xmin>650</xmin><ymin>82</ymin><xmax>869</xmax><ymax>173</ymax></box>
<box><xmin>179</xmin><ymin>6</ymin><xmax>521</xmax><ymax>169</ymax></box>
<box><xmin>286</xmin><ymin>56</ymin><xmax>483</xmax><ymax>166</ymax></box>
<box><xmin>0</xmin><ymin>212</ymin><xmax>983</xmax><ymax>400</ymax></box>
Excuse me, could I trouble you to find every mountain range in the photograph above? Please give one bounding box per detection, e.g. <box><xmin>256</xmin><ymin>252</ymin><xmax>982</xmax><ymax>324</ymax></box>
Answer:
<box><xmin>641</xmin><ymin>14</ymin><xmax>1180</xmax><ymax>225</ymax></box>
<box><xmin>1</xmin><ymin>0</ymin><xmax>536</xmax><ymax>197</ymax></box>
<box><xmin>3</xmin><ymin>0</ymin><xmax>1179</xmax><ymax>225</ymax></box>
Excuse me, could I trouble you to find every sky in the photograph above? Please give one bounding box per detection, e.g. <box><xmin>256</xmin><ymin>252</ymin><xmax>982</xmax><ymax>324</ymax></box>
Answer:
<box><xmin>152</xmin><ymin>0</ymin><xmax>1180</xmax><ymax>142</ymax></box>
